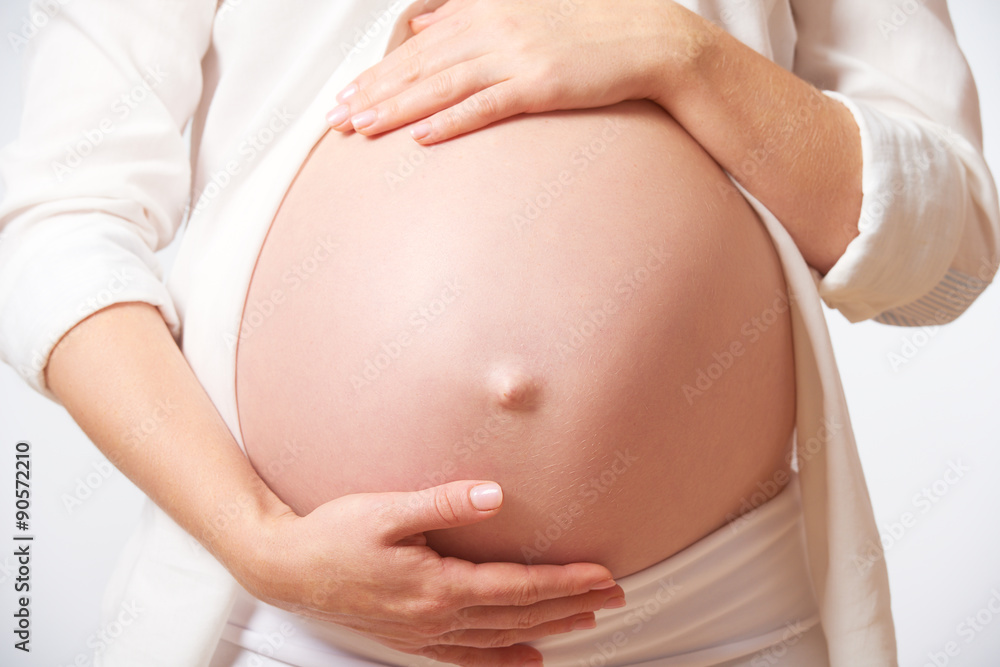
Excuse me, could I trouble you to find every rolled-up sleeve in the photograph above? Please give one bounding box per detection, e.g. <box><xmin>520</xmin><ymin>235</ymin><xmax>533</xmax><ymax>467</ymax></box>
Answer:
<box><xmin>0</xmin><ymin>0</ymin><xmax>215</xmax><ymax>400</ymax></box>
<box><xmin>790</xmin><ymin>0</ymin><xmax>1000</xmax><ymax>325</ymax></box>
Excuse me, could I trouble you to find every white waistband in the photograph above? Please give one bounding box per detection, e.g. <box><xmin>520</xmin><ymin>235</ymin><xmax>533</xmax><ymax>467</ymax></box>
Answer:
<box><xmin>216</xmin><ymin>473</ymin><xmax>822</xmax><ymax>667</ymax></box>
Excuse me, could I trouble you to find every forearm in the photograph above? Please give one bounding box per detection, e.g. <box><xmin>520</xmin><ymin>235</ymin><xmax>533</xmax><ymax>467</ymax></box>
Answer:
<box><xmin>44</xmin><ymin>301</ymin><xmax>287</xmax><ymax>578</ymax></box>
<box><xmin>653</xmin><ymin>6</ymin><xmax>863</xmax><ymax>274</ymax></box>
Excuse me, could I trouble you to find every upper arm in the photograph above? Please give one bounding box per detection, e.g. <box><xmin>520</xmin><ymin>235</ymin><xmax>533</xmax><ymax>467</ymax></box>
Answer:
<box><xmin>0</xmin><ymin>0</ymin><xmax>216</xmax><ymax>398</ymax></box>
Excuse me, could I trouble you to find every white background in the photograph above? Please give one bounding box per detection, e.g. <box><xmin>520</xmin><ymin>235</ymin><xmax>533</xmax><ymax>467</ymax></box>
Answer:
<box><xmin>0</xmin><ymin>1</ymin><xmax>998</xmax><ymax>665</ymax></box>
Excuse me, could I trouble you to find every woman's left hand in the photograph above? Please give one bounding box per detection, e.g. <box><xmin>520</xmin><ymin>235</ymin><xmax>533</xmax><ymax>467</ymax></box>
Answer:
<box><xmin>326</xmin><ymin>0</ymin><xmax>704</xmax><ymax>143</ymax></box>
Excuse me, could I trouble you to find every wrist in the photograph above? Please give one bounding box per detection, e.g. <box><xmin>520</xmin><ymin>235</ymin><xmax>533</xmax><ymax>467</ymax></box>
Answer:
<box><xmin>192</xmin><ymin>474</ymin><xmax>293</xmax><ymax>583</ymax></box>
<box><xmin>650</xmin><ymin>4</ymin><xmax>727</xmax><ymax>114</ymax></box>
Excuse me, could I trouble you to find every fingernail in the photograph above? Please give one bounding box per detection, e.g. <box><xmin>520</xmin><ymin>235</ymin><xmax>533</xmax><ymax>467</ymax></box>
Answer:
<box><xmin>470</xmin><ymin>483</ymin><xmax>503</xmax><ymax>511</ymax></box>
<box><xmin>602</xmin><ymin>596</ymin><xmax>627</xmax><ymax>609</ymax></box>
<box><xmin>337</xmin><ymin>84</ymin><xmax>358</xmax><ymax>103</ymax></box>
<box><xmin>573</xmin><ymin>617</ymin><xmax>597</xmax><ymax>631</ymax></box>
<box><xmin>410</xmin><ymin>121</ymin><xmax>432</xmax><ymax>141</ymax></box>
<box><xmin>351</xmin><ymin>109</ymin><xmax>377</xmax><ymax>130</ymax></box>
<box><xmin>327</xmin><ymin>105</ymin><xmax>350</xmax><ymax>127</ymax></box>
<box><xmin>590</xmin><ymin>579</ymin><xmax>616</xmax><ymax>590</ymax></box>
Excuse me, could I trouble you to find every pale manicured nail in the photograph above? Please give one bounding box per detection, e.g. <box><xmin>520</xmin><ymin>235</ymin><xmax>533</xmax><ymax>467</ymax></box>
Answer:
<box><xmin>573</xmin><ymin>617</ymin><xmax>597</xmax><ymax>631</ymax></box>
<box><xmin>351</xmin><ymin>109</ymin><xmax>377</xmax><ymax>130</ymax></box>
<box><xmin>602</xmin><ymin>596</ymin><xmax>627</xmax><ymax>609</ymax></box>
<box><xmin>410</xmin><ymin>121</ymin><xmax>432</xmax><ymax>141</ymax></box>
<box><xmin>470</xmin><ymin>483</ymin><xmax>503</xmax><ymax>511</ymax></box>
<box><xmin>590</xmin><ymin>579</ymin><xmax>616</xmax><ymax>590</ymax></box>
<box><xmin>337</xmin><ymin>84</ymin><xmax>358</xmax><ymax>102</ymax></box>
<box><xmin>327</xmin><ymin>105</ymin><xmax>350</xmax><ymax>126</ymax></box>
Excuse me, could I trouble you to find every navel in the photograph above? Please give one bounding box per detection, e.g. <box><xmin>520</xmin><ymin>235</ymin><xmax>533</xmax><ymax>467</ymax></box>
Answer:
<box><xmin>488</xmin><ymin>366</ymin><xmax>541</xmax><ymax>411</ymax></box>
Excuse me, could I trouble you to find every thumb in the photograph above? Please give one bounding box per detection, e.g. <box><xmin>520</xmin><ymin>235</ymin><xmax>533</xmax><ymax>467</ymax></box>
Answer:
<box><xmin>380</xmin><ymin>480</ymin><xmax>503</xmax><ymax>542</ymax></box>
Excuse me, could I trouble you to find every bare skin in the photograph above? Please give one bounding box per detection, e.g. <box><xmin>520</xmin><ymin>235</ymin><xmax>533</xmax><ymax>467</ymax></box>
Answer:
<box><xmin>330</xmin><ymin>0</ymin><xmax>863</xmax><ymax>273</ymax></box>
<box><xmin>236</xmin><ymin>100</ymin><xmax>796</xmax><ymax>580</ymax></box>
<box><xmin>45</xmin><ymin>302</ymin><xmax>624</xmax><ymax>667</ymax></box>
<box><xmin>41</xmin><ymin>3</ymin><xmax>861</xmax><ymax>665</ymax></box>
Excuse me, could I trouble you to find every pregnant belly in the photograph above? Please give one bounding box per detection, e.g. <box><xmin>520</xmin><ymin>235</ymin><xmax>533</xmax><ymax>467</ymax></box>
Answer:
<box><xmin>234</xmin><ymin>100</ymin><xmax>796</xmax><ymax>578</ymax></box>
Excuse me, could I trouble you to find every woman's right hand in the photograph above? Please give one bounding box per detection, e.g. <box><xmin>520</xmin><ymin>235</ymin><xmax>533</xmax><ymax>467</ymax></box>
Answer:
<box><xmin>236</xmin><ymin>480</ymin><xmax>624</xmax><ymax>667</ymax></box>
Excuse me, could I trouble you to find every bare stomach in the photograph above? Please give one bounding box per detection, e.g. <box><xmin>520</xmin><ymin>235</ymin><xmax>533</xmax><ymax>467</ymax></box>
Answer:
<box><xmin>234</xmin><ymin>100</ymin><xmax>796</xmax><ymax>578</ymax></box>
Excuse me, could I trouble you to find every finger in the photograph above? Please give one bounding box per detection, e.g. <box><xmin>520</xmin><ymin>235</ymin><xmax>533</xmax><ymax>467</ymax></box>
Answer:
<box><xmin>335</xmin><ymin>9</ymin><xmax>474</xmax><ymax>107</ymax></box>
<box><xmin>408</xmin><ymin>0</ymin><xmax>473</xmax><ymax>35</ymax></box>
<box><xmin>349</xmin><ymin>58</ymin><xmax>500</xmax><ymax>136</ymax></box>
<box><xmin>450</xmin><ymin>586</ymin><xmax>626</xmax><ymax>631</ymax></box>
<box><xmin>434</xmin><ymin>611</ymin><xmax>596</xmax><ymax>648</ymax></box>
<box><xmin>294</xmin><ymin>585</ymin><xmax>623</xmax><ymax>648</ymax></box>
<box><xmin>443</xmin><ymin>558</ymin><xmax>617</xmax><ymax>608</ymax></box>
<box><xmin>413</xmin><ymin>643</ymin><xmax>544</xmax><ymax>667</ymax></box>
<box><xmin>377</xmin><ymin>480</ymin><xmax>504</xmax><ymax>542</ymax></box>
<box><xmin>409</xmin><ymin>1</ymin><xmax>466</xmax><ymax>34</ymax></box>
<box><xmin>329</xmin><ymin>49</ymin><xmax>484</xmax><ymax>133</ymax></box>
<box><xmin>338</xmin><ymin>23</ymin><xmax>491</xmax><ymax>128</ymax></box>
<box><xmin>410</xmin><ymin>80</ymin><xmax>525</xmax><ymax>144</ymax></box>
<box><xmin>409</xmin><ymin>14</ymin><xmax>439</xmax><ymax>34</ymax></box>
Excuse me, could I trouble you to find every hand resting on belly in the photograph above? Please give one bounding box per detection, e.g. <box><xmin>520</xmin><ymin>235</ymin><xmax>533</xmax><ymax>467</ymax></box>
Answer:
<box><xmin>234</xmin><ymin>99</ymin><xmax>796</xmax><ymax>579</ymax></box>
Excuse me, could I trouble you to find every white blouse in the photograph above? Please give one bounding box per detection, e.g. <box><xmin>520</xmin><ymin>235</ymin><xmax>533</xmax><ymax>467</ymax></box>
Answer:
<box><xmin>0</xmin><ymin>0</ymin><xmax>996</xmax><ymax>665</ymax></box>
